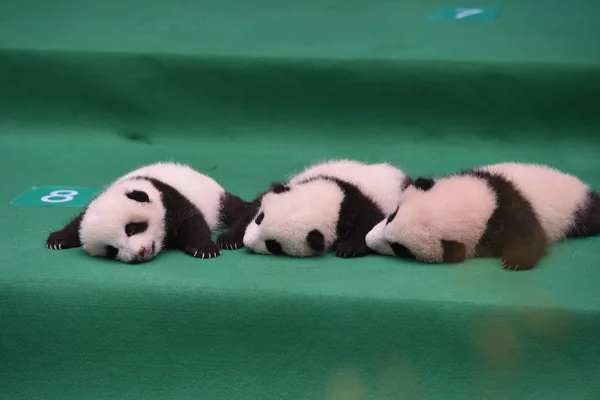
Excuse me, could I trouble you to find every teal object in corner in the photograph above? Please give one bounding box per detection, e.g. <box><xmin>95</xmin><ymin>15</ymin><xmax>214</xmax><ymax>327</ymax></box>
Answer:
<box><xmin>11</xmin><ymin>186</ymin><xmax>99</xmax><ymax>207</ymax></box>
<box><xmin>428</xmin><ymin>8</ymin><xmax>499</xmax><ymax>21</ymax></box>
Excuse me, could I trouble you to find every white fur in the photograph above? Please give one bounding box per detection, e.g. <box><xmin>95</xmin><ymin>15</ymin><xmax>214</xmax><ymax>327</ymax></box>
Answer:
<box><xmin>477</xmin><ymin>162</ymin><xmax>590</xmax><ymax>243</ymax></box>
<box><xmin>79</xmin><ymin>162</ymin><xmax>225</xmax><ymax>263</ymax></box>
<box><xmin>364</xmin><ymin>218</ymin><xmax>395</xmax><ymax>256</ymax></box>
<box><xmin>366</xmin><ymin>175</ymin><xmax>497</xmax><ymax>262</ymax></box>
<box><xmin>244</xmin><ymin>159</ymin><xmax>409</xmax><ymax>257</ymax></box>
<box><xmin>366</xmin><ymin>162</ymin><xmax>592</xmax><ymax>263</ymax></box>
<box><xmin>289</xmin><ymin>159</ymin><xmax>407</xmax><ymax>215</ymax></box>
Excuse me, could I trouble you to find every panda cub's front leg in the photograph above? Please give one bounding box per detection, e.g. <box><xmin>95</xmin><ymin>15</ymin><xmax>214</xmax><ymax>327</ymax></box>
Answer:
<box><xmin>334</xmin><ymin>207</ymin><xmax>382</xmax><ymax>259</ymax></box>
<box><xmin>216</xmin><ymin>227</ymin><xmax>245</xmax><ymax>250</ymax></box>
<box><xmin>46</xmin><ymin>213</ymin><xmax>84</xmax><ymax>250</ymax></box>
<box><xmin>177</xmin><ymin>211</ymin><xmax>221</xmax><ymax>259</ymax></box>
<box><xmin>333</xmin><ymin>186</ymin><xmax>386</xmax><ymax>258</ymax></box>
<box><xmin>217</xmin><ymin>190</ymin><xmax>268</xmax><ymax>251</ymax></box>
<box><xmin>335</xmin><ymin>236</ymin><xmax>370</xmax><ymax>258</ymax></box>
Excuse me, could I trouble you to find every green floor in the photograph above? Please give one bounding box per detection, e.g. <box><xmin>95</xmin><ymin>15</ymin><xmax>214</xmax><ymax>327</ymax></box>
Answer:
<box><xmin>1</xmin><ymin>1</ymin><xmax>600</xmax><ymax>399</ymax></box>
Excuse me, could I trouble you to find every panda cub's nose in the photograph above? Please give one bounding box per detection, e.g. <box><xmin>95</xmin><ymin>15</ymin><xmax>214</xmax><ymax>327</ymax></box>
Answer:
<box><xmin>138</xmin><ymin>244</ymin><xmax>154</xmax><ymax>260</ymax></box>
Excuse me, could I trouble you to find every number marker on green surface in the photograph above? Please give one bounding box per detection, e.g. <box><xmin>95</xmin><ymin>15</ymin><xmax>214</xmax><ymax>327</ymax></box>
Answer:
<box><xmin>11</xmin><ymin>187</ymin><xmax>100</xmax><ymax>207</ymax></box>
<box><xmin>428</xmin><ymin>8</ymin><xmax>499</xmax><ymax>21</ymax></box>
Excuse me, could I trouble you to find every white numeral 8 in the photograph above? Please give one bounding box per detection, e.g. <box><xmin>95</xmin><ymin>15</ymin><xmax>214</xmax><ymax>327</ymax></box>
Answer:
<box><xmin>41</xmin><ymin>190</ymin><xmax>79</xmax><ymax>203</ymax></box>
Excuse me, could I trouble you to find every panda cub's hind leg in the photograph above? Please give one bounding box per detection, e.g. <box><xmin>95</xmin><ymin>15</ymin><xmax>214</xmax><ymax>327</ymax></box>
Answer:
<box><xmin>501</xmin><ymin>223</ymin><xmax>547</xmax><ymax>271</ymax></box>
<box><xmin>477</xmin><ymin>171</ymin><xmax>549</xmax><ymax>271</ymax></box>
<box><xmin>567</xmin><ymin>191</ymin><xmax>600</xmax><ymax>238</ymax></box>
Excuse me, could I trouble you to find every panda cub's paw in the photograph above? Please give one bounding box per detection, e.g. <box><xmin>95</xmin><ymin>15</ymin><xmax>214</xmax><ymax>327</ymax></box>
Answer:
<box><xmin>216</xmin><ymin>230</ymin><xmax>245</xmax><ymax>250</ymax></box>
<box><xmin>501</xmin><ymin>260</ymin><xmax>532</xmax><ymax>271</ymax></box>
<box><xmin>501</xmin><ymin>238</ymin><xmax>544</xmax><ymax>271</ymax></box>
<box><xmin>46</xmin><ymin>230</ymin><xmax>80</xmax><ymax>250</ymax></box>
<box><xmin>184</xmin><ymin>240</ymin><xmax>221</xmax><ymax>259</ymax></box>
<box><xmin>334</xmin><ymin>240</ymin><xmax>368</xmax><ymax>258</ymax></box>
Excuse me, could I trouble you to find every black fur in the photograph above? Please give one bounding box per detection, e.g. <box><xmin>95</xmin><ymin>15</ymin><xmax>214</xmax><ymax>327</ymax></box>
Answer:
<box><xmin>255</xmin><ymin>212</ymin><xmax>265</xmax><ymax>225</ymax></box>
<box><xmin>391</xmin><ymin>242</ymin><xmax>415</xmax><ymax>258</ymax></box>
<box><xmin>126</xmin><ymin>190</ymin><xmax>150</xmax><ymax>203</ymax></box>
<box><xmin>567</xmin><ymin>191</ymin><xmax>600</xmax><ymax>238</ymax></box>
<box><xmin>46</xmin><ymin>213</ymin><xmax>84</xmax><ymax>250</ymax></box>
<box><xmin>265</xmin><ymin>239</ymin><xmax>284</xmax><ymax>255</ymax></box>
<box><xmin>383</xmin><ymin>177</ymin><xmax>410</xmax><ymax>227</ymax></box>
<box><xmin>441</xmin><ymin>240</ymin><xmax>467</xmax><ymax>263</ymax></box>
<box><xmin>125</xmin><ymin>221</ymin><xmax>148</xmax><ymax>237</ymax></box>
<box><xmin>139</xmin><ymin>177</ymin><xmax>220</xmax><ymax>259</ymax></box>
<box><xmin>387</xmin><ymin>206</ymin><xmax>399</xmax><ymax>224</ymax></box>
<box><xmin>106</xmin><ymin>245</ymin><xmax>119</xmax><ymax>259</ymax></box>
<box><xmin>314</xmin><ymin>176</ymin><xmax>383</xmax><ymax>258</ymax></box>
<box><xmin>271</xmin><ymin>182</ymin><xmax>290</xmax><ymax>194</ymax></box>
<box><xmin>413</xmin><ymin>177</ymin><xmax>435</xmax><ymax>191</ymax></box>
<box><xmin>217</xmin><ymin>189</ymin><xmax>271</xmax><ymax>250</ymax></box>
<box><xmin>219</xmin><ymin>192</ymin><xmax>253</xmax><ymax>229</ymax></box>
<box><xmin>465</xmin><ymin>170</ymin><xmax>547</xmax><ymax>271</ymax></box>
<box><xmin>307</xmin><ymin>229</ymin><xmax>325</xmax><ymax>252</ymax></box>
<box><xmin>384</xmin><ymin>176</ymin><xmax>411</xmax><ymax>225</ymax></box>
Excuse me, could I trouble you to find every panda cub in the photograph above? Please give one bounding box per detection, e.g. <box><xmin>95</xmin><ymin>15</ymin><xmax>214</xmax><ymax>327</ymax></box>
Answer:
<box><xmin>365</xmin><ymin>162</ymin><xmax>600</xmax><ymax>270</ymax></box>
<box><xmin>217</xmin><ymin>159</ymin><xmax>412</xmax><ymax>258</ymax></box>
<box><xmin>46</xmin><ymin>162</ymin><xmax>250</xmax><ymax>263</ymax></box>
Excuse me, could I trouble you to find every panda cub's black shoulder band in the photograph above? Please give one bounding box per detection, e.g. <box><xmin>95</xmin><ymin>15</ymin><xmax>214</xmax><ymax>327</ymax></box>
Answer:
<box><xmin>324</xmin><ymin>177</ymin><xmax>385</xmax><ymax>257</ymax></box>
<box><xmin>136</xmin><ymin>176</ymin><xmax>214</xmax><ymax>250</ymax></box>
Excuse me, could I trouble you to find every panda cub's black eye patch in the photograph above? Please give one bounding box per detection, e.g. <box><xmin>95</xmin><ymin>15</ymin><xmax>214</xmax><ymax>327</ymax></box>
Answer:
<box><xmin>390</xmin><ymin>242</ymin><xmax>415</xmax><ymax>259</ymax></box>
<box><xmin>387</xmin><ymin>206</ymin><xmax>399</xmax><ymax>224</ymax></box>
<box><xmin>265</xmin><ymin>239</ymin><xmax>284</xmax><ymax>255</ymax></box>
<box><xmin>125</xmin><ymin>221</ymin><xmax>148</xmax><ymax>237</ymax></box>
<box><xmin>126</xmin><ymin>190</ymin><xmax>150</xmax><ymax>203</ymax></box>
<box><xmin>306</xmin><ymin>229</ymin><xmax>325</xmax><ymax>252</ymax></box>
<box><xmin>255</xmin><ymin>212</ymin><xmax>265</xmax><ymax>225</ymax></box>
<box><xmin>106</xmin><ymin>245</ymin><xmax>119</xmax><ymax>259</ymax></box>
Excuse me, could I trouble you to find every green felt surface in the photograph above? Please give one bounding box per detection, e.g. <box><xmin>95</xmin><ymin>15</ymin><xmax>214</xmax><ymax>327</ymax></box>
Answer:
<box><xmin>1</xmin><ymin>0</ymin><xmax>600</xmax><ymax>65</ymax></box>
<box><xmin>1</xmin><ymin>0</ymin><xmax>600</xmax><ymax>399</ymax></box>
<box><xmin>2</xmin><ymin>127</ymin><xmax>600</xmax><ymax>399</ymax></box>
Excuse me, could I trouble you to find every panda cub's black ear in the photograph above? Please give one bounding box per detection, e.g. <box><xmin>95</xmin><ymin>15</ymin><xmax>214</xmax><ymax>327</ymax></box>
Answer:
<box><xmin>126</xmin><ymin>190</ymin><xmax>150</xmax><ymax>203</ymax></box>
<box><xmin>270</xmin><ymin>182</ymin><xmax>290</xmax><ymax>194</ymax></box>
<box><xmin>413</xmin><ymin>177</ymin><xmax>435</xmax><ymax>191</ymax></box>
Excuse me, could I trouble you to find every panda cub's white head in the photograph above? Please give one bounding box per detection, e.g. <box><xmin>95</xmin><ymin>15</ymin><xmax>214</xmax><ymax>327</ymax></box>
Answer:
<box><xmin>243</xmin><ymin>181</ymin><xmax>343</xmax><ymax>257</ymax></box>
<box><xmin>79</xmin><ymin>178</ymin><xmax>167</xmax><ymax>263</ymax></box>
<box><xmin>365</xmin><ymin>175</ymin><xmax>497</xmax><ymax>263</ymax></box>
